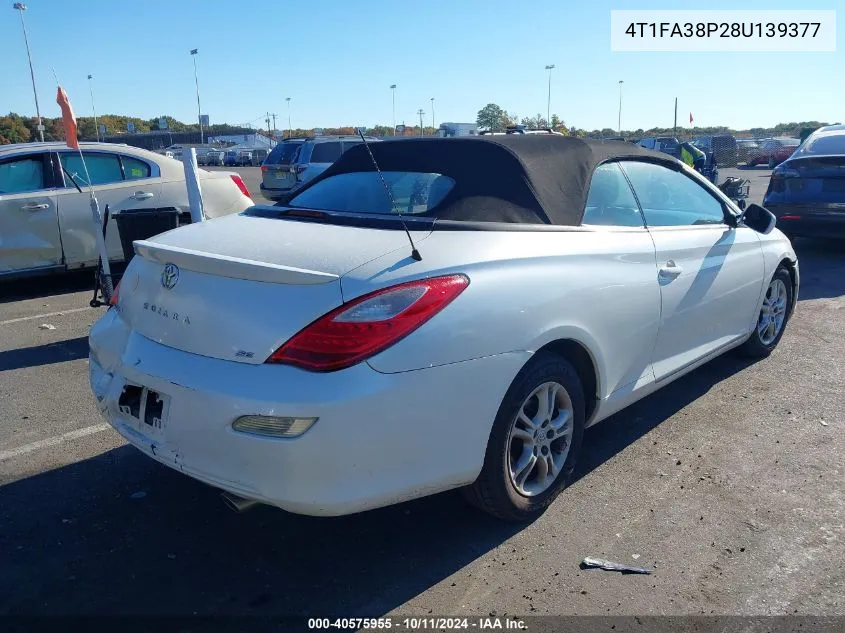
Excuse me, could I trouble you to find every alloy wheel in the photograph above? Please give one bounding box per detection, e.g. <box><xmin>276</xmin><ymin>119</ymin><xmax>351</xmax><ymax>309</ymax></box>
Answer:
<box><xmin>507</xmin><ymin>381</ymin><xmax>574</xmax><ymax>497</ymax></box>
<box><xmin>758</xmin><ymin>277</ymin><xmax>788</xmax><ymax>346</ymax></box>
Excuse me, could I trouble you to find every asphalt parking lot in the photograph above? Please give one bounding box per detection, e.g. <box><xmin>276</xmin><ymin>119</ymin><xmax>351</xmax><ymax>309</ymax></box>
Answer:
<box><xmin>1</xmin><ymin>167</ymin><xmax>843</xmax><ymax>622</ymax></box>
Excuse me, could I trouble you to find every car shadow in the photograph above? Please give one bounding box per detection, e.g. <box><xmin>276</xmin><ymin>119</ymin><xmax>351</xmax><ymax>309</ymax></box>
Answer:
<box><xmin>576</xmin><ymin>352</ymin><xmax>756</xmax><ymax>478</ymax></box>
<box><xmin>1</xmin><ymin>350</ymin><xmax>763</xmax><ymax>619</ymax></box>
<box><xmin>0</xmin><ymin>265</ymin><xmax>125</xmax><ymax>305</ymax></box>
<box><xmin>0</xmin><ymin>336</ymin><xmax>89</xmax><ymax>372</ymax></box>
<box><xmin>791</xmin><ymin>238</ymin><xmax>845</xmax><ymax>301</ymax></box>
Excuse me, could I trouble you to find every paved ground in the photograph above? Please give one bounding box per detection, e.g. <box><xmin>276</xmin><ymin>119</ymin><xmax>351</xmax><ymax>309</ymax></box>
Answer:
<box><xmin>1</xmin><ymin>168</ymin><xmax>843</xmax><ymax>622</ymax></box>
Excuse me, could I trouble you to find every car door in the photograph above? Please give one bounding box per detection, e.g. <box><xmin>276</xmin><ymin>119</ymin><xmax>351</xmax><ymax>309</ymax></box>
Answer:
<box><xmin>55</xmin><ymin>150</ymin><xmax>163</xmax><ymax>267</ymax></box>
<box><xmin>580</xmin><ymin>161</ymin><xmax>661</xmax><ymax>395</ymax></box>
<box><xmin>619</xmin><ymin>160</ymin><xmax>765</xmax><ymax>382</ymax></box>
<box><xmin>0</xmin><ymin>152</ymin><xmax>63</xmax><ymax>275</ymax></box>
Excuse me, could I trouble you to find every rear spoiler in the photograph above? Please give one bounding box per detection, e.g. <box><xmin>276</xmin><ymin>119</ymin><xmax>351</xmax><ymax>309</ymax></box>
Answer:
<box><xmin>133</xmin><ymin>240</ymin><xmax>339</xmax><ymax>285</ymax></box>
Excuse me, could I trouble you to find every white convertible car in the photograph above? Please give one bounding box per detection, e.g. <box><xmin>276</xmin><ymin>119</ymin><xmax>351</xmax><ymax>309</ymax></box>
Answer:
<box><xmin>0</xmin><ymin>142</ymin><xmax>253</xmax><ymax>279</ymax></box>
<box><xmin>88</xmin><ymin>135</ymin><xmax>798</xmax><ymax>521</ymax></box>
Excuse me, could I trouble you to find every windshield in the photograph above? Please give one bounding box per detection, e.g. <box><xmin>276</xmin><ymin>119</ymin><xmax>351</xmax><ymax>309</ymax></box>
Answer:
<box><xmin>289</xmin><ymin>171</ymin><xmax>456</xmax><ymax>214</ymax></box>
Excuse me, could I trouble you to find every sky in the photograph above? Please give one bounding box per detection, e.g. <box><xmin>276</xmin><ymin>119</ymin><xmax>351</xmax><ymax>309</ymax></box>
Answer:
<box><xmin>0</xmin><ymin>0</ymin><xmax>842</xmax><ymax>132</ymax></box>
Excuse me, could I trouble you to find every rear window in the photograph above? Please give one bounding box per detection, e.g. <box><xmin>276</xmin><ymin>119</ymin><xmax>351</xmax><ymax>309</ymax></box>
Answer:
<box><xmin>289</xmin><ymin>172</ymin><xmax>456</xmax><ymax>215</ymax></box>
<box><xmin>266</xmin><ymin>142</ymin><xmax>302</xmax><ymax>165</ymax></box>
<box><xmin>796</xmin><ymin>135</ymin><xmax>845</xmax><ymax>155</ymax></box>
<box><xmin>310</xmin><ymin>142</ymin><xmax>343</xmax><ymax>164</ymax></box>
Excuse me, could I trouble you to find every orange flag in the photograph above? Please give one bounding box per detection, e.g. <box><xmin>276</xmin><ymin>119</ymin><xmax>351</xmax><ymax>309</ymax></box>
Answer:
<box><xmin>56</xmin><ymin>86</ymin><xmax>79</xmax><ymax>150</ymax></box>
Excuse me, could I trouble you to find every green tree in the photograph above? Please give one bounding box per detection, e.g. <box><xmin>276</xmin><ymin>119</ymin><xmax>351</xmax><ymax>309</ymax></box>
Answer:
<box><xmin>477</xmin><ymin>103</ymin><xmax>508</xmax><ymax>131</ymax></box>
<box><xmin>0</xmin><ymin>114</ymin><xmax>31</xmax><ymax>143</ymax></box>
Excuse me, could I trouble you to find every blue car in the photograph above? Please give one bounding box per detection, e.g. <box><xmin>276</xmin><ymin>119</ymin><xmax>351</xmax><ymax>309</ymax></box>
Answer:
<box><xmin>763</xmin><ymin>125</ymin><xmax>845</xmax><ymax>239</ymax></box>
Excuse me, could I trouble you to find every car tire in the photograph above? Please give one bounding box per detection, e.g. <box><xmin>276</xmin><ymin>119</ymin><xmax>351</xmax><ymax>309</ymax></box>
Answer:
<box><xmin>462</xmin><ymin>352</ymin><xmax>585</xmax><ymax>522</ymax></box>
<box><xmin>738</xmin><ymin>266</ymin><xmax>793</xmax><ymax>359</ymax></box>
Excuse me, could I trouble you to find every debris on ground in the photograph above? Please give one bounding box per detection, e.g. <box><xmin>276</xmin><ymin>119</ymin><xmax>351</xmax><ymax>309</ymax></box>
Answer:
<box><xmin>581</xmin><ymin>556</ymin><xmax>652</xmax><ymax>574</ymax></box>
<box><xmin>129</xmin><ymin>491</ymin><xmax>147</xmax><ymax>500</ymax></box>
<box><xmin>820</xmin><ymin>421</ymin><xmax>829</xmax><ymax>426</ymax></box>
<box><xmin>38</xmin><ymin>323</ymin><xmax>56</xmax><ymax>330</ymax></box>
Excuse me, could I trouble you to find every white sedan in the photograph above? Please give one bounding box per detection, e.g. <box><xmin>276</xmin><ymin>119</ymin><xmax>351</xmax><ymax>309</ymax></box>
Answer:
<box><xmin>88</xmin><ymin>135</ymin><xmax>798</xmax><ymax>521</ymax></box>
<box><xmin>0</xmin><ymin>141</ymin><xmax>253</xmax><ymax>279</ymax></box>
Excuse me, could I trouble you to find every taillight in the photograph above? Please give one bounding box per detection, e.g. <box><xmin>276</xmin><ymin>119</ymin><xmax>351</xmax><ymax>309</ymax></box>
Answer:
<box><xmin>266</xmin><ymin>274</ymin><xmax>470</xmax><ymax>372</ymax></box>
<box><xmin>293</xmin><ymin>164</ymin><xmax>309</xmax><ymax>177</ymax></box>
<box><xmin>769</xmin><ymin>167</ymin><xmax>801</xmax><ymax>193</ymax></box>
<box><xmin>109</xmin><ymin>280</ymin><xmax>121</xmax><ymax>307</ymax></box>
<box><xmin>230</xmin><ymin>174</ymin><xmax>252</xmax><ymax>199</ymax></box>
<box><xmin>260</xmin><ymin>165</ymin><xmax>269</xmax><ymax>173</ymax></box>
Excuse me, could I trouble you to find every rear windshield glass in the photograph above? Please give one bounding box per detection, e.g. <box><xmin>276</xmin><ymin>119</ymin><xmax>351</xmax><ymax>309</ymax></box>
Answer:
<box><xmin>266</xmin><ymin>142</ymin><xmax>302</xmax><ymax>165</ymax></box>
<box><xmin>309</xmin><ymin>142</ymin><xmax>343</xmax><ymax>163</ymax></box>
<box><xmin>289</xmin><ymin>172</ymin><xmax>456</xmax><ymax>214</ymax></box>
<box><xmin>796</xmin><ymin>135</ymin><xmax>845</xmax><ymax>156</ymax></box>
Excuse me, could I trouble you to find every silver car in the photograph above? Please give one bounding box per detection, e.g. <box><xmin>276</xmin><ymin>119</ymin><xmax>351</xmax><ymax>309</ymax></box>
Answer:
<box><xmin>0</xmin><ymin>142</ymin><xmax>254</xmax><ymax>279</ymax></box>
<box><xmin>259</xmin><ymin>135</ymin><xmax>380</xmax><ymax>201</ymax></box>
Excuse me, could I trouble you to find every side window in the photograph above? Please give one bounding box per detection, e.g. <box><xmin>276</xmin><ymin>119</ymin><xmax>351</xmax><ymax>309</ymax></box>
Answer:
<box><xmin>619</xmin><ymin>161</ymin><xmax>726</xmax><ymax>227</ymax></box>
<box><xmin>341</xmin><ymin>140</ymin><xmax>362</xmax><ymax>154</ymax></box>
<box><xmin>121</xmin><ymin>156</ymin><xmax>152</xmax><ymax>180</ymax></box>
<box><xmin>310</xmin><ymin>142</ymin><xmax>343</xmax><ymax>163</ymax></box>
<box><xmin>60</xmin><ymin>152</ymin><xmax>122</xmax><ymax>187</ymax></box>
<box><xmin>0</xmin><ymin>155</ymin><xmax>46</xmax><ymax>194</ymax></box>
<box><xmin>582</xmin><ymin>162</ymin><xmax>644</xmax><ymax>227</ymax></box>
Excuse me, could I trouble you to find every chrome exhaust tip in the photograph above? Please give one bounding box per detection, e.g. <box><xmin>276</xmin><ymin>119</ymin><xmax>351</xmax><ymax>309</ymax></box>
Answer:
<box><xmin>220</xmin><ymin>491</ymin><xmax>260</xmax><ymax>513</ymax></box>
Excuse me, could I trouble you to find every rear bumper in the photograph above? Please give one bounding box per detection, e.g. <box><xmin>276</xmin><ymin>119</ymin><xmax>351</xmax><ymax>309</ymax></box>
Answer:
<box><xmin>767</xmin><ymin>204</ymin><xmax>845</xmax><ymax>239</ymax></box>
<box><xmin>88</xmin><ymin>309</ymin><xmax>528</xmax><ymax>516</ymax></box>
<box><xmin>259</xmin><ymin>182</ymin><xmax>297</xmax><ymax>200</ymax></box>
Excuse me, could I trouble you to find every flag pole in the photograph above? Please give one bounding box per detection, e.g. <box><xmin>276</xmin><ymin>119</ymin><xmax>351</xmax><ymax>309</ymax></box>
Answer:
<box><xmin>55</xmin><ymin>77</ymin><xmax>113</xmax><ymax>301</ymax></box>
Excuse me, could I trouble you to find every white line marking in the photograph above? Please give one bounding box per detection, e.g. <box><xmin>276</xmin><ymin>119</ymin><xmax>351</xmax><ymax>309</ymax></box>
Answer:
<box><xmin>0</xmin><ymin>423</ymin><xmax>111</xmax><ymax>462</ymax></box>
<box><xmin>0</xmin><ymin>307</ymin><xmax>92</xmax><ymax>326</ymax></box>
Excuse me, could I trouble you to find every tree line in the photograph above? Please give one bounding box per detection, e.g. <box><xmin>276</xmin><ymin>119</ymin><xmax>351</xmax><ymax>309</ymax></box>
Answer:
<box><xmin>1</xmin><ymin>107</ymin><xmax>835</xmax><ymax>146</ymax></box>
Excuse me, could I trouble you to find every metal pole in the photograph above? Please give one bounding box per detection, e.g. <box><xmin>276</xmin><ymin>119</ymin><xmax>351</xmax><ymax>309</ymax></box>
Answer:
<box><xmin>271</xmin><ymin>113</ymin><xmax>276</xmax><ymax>139</ymax></box>
<box><xmin>430</xmin><ymin>97</ymin><xmax>435</xmax><ymax>132</ymax></box>
<box><xmin>14</xmin><ymin>4</ymin><xmax>44</xmax><ymax>142</ymax></box>
<box><xmin>390</xmin><ymin>85</ymin><xmax>396</xmax><ymax>136</ymax></box>
<box><xmin>191</xmin><ymin>49</ymin><xmax>203</xmax><ymax>144</ymax></box>
<box><xmin>545</xmin><ymin>64</ymin><xmax>555</xmax><ymax>127</ymax></box>
<box><xmin>418</xmin><ymin>109</ymin><xmax>424</xmax><ymax>136</ymax></box>
<box><xmin>618</xmin><ymin>80</ymin><xmax>623</xmax><ymax>136</ymax></box>
<box><xmin>87</xmin><ymin>74</ymin><xmax>99</xmax><ymax>142</ymax></box>
<box><xmin>674</xmin><ymin>97</ymin><xmax>678</xmax><ymax>135</ymax></box>
<box><xmin>286</xmin><ymin>97</ymin><xmax>291</xmax><ymax>138</ymax></box>
<box><xmin>266</xmin><ymin>112</ymin><xmax>271</xmax><ymax>140</ymax></box>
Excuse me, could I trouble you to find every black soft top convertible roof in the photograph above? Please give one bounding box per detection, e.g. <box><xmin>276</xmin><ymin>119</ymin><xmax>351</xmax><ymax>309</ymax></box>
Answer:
<box><xmin>295</xmin><ymin>135</ymin><xmax>680</xmax><ymax>225</ymax></box>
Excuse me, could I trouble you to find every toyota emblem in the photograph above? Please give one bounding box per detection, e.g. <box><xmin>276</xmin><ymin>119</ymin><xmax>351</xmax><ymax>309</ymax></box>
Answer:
<box><xmin>161</xmin><ymin>263</ymin><xmax>179</xmax><ymax>290</ymax></box>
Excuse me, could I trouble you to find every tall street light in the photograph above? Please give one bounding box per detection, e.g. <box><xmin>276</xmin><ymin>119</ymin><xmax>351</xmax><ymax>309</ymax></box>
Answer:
<box><xmin>544</xmin><ymin>64</ymin><xmax>555</xmax><ymax>127</ymax></box>
<box><xmin>12</xmin><ymin>3</ymin><xmax>44</xmax><ymax>142</ymax></box>
<box><xmin>286</xmin><ymin>97</ymin><xmax>292</xmax><ymax>138</ymax></box>
<box><xmin>417</xmin><ymin>109</ymin><xmax>425</xmax><ymax>137</ymax></box>
<box><xmin>190</xmin><ymin>48</ymin><xmax>203</xmax><ymax>144</ymax></box>
<box><xmin>618</xmin><ymin>80</ymin><xmax>624</xmax><ymax>136</ymax></box>
<box><xmin>430</xmin><ymin>97</ymin><xmax>435</xmax><ymax>132</ymax></box>
<box><xmin>390</xmin><ymin>84</ymin><xmax>397</xmax><ymax>135</ymax></box>
<box><xmin>87</xmin><ymin>74</ymin><xmax>99</xmax><ymax>142</ymax></box>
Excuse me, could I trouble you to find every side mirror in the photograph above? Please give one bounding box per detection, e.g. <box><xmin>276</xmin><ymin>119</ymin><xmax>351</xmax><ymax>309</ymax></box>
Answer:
<box><xmin>741</xmin><ymin>203</ymin><xmax>777</xmax><ymax>235</ymax></box>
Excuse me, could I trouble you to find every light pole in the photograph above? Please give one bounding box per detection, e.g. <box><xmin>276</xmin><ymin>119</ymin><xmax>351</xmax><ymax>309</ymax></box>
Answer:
<box><xmin>87</xmin><ymin>74</ymin><xmax>99</xmax><ymax>142</ymax></box>
<box><xmin>618</xmin><ymin>80</ymin><xmax>624</xmax><ymax>136</ymax></box>
<box><xmin>417</xmin><ymin>109</ymin><xmax>425</xmax><ymax>137</ymax></box>
<box><xmin>430</xmin><ymin>97</ymin><xmax>435</xmax><ymax>132</ymax></box>
<box><xmin>286</xmin><ymin>97</ymin><xmax>292</xmax><ymax>138</ymax></box>
<box><xmin>190</xmin><ymin>48</ymin><xmax>203</xmax><ymax>144</ymax></box>
<box><xmin>12</xmin><ymin>3</ymin><xmax>44</xmax><ymax>142</ymax></box>
<box><xmin>544</xmin><ymin>64</ymin><xmax>555</xmax><ymax>128</ymax></box>
<box><xmin>390</xmin><ymin>84</ymin><xmax>397</xmax><ymax>135</ymax></box>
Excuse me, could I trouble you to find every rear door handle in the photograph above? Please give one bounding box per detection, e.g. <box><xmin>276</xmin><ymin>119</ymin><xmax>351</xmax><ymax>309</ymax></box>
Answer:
<box><xmin>658</xmin><ymin>260</ymin><xmax>683</xmax><ymax>278</ymax></box>
<box><xmin>21</xmin><ymin>203</ymin><xmax>50</xmax><ymax>211</ymax></box>
<box><xmin>131</xmin><ymin>192</ymin><xmax>154</xmax><ymax>200</ymax></box>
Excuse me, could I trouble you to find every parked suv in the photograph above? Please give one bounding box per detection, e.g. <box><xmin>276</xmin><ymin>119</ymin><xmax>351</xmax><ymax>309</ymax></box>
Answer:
<box><xmin>260</xmin><ymin>135</ymin><xmax>380</xmax><ymax>201</ymax></box>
